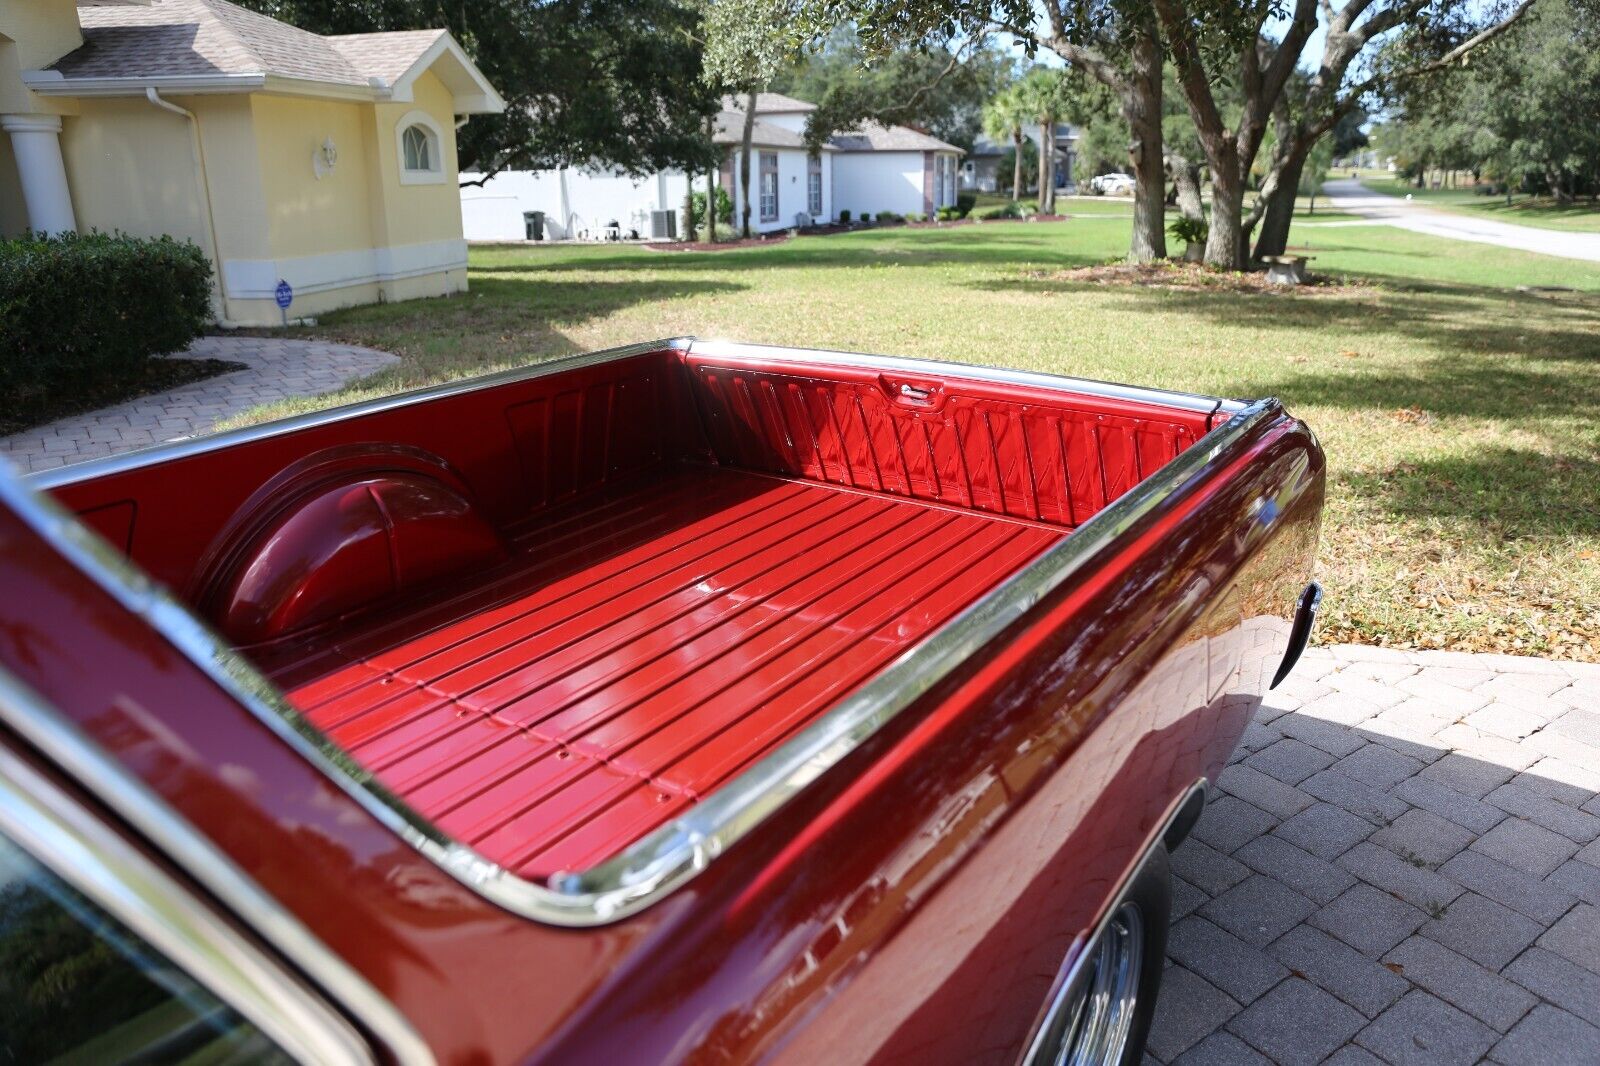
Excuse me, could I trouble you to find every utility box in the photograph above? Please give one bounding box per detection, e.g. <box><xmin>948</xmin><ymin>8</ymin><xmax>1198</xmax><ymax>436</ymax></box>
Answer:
<box><xmin>650</xmin><ymin>209</ymin><xmax>678</xmax><ymax>240</ymax></box>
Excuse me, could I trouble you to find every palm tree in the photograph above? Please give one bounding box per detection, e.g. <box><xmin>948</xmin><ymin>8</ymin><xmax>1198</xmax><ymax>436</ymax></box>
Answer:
<box><xmin>1016</xmin><ymin>69</ymin><xmax>1072</xmax><ymax>215</ymax></box>
<box><xmin>983</xmin><ymin>87</ymin><xmax>1029</xmax><ymax>203</ymax></box>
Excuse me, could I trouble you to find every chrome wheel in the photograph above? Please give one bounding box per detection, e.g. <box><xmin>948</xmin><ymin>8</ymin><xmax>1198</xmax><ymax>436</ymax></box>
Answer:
<box><xmin>1052</xmin><ymin>902</ymin><xmax>1145</xmax><ymax>1066</ymax></box>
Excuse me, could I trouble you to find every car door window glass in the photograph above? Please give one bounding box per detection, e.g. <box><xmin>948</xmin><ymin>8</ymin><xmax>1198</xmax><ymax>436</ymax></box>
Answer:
<box><xmin>0</xmin><ymin>832</ymin><xmax>293</xmax><ymax>1065</ymax></box>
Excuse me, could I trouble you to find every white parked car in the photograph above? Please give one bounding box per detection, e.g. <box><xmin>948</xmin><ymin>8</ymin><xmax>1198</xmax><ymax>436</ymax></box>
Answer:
<box><xmin>1090</xmin><ymin>173</ymin><xmax>1137</xmax><ymax>195</ymax></box>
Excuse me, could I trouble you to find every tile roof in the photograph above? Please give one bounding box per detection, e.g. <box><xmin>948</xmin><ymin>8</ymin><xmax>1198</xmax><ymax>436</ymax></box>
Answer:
<box><xmin>828</xmin><ymin>121</ymin><xmax>963</xmax><ymax>155</ymax></box>
<box><xmin>720</xmin><ymin>91</ymin><xmax>817</xmax><ymax>114</ymax></box>
<box><xmin>327</xmin><ymin>30</ymin><xmax>446</xmax><ymax>87</ymax></box>
<box><xmin>711</xmin><ymin>109</ymin><xmax>832</xmax><ymax>151</ymax></box>
<box><xmin>49</xmin><ymin>0</ymin><xmax>441</xmax><ymax>88</ymax></box>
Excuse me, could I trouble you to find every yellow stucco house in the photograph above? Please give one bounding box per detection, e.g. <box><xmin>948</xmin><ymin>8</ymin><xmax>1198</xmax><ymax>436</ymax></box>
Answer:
<box><xmin>0</xmin><ymin>0</ymin><xmax>503</xmax><ymax>325</ymax></box>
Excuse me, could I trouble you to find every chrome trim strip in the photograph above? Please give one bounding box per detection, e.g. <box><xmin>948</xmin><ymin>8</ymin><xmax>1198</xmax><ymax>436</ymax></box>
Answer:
<box><xmin>25</xmin><ymin>337</ymin><xmax>695</xmax><ymax>492</ymax></box>
<box><xmin>685</xmin><ymin>337</ymin><xmax>1228</xmax><ymax>415</ymax></box>
<box><xmin>0</xmin><ymin>661</ymin><xmax>434</xmax><ymax>1062</ymax></box>
<box><xmin>4</xmin><ymin>340</ymin><xmax>1280</xmax><ymax>927</ymax></box>
<box><xmin>0</xmin><ymin>677</ymin><xmax>376</xmax><ymax>1066</ymax></box>
<box><xmin>1020</xmin><ymin>779</ymin><xmax>1209</xmax><ymax>1066</ymax></box>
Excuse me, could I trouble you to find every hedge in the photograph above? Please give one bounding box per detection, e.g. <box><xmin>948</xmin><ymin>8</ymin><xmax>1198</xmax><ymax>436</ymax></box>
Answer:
<box><xmin>1</xmin><ymin>231</ymin><xmax>212</xmax><ymax>396</ymax></box>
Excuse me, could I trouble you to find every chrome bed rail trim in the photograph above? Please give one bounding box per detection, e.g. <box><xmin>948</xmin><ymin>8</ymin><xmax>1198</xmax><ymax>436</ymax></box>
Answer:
<box><xmin>686</xmin><ymin>337</ymin><xmax>1230</xmax><ymax>416</ymax></box>
<box><xmin>25</xmin><ymin>337</ymin><xmax>694</xmax><ymax>492</ymax></box>
<box><xmin>6</xmin><ymin>340</ymin><xmax>1280</xmax><ymax>928</ymax></box>
<box><xmin>0</xmin><ymin>669</ymin><xmax>386</xmax><ymax>1066</ymax></box>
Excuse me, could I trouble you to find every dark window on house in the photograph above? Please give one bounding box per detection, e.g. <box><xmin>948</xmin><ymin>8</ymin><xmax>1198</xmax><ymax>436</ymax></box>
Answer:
<box><xmin>759</xmin><ymin>152</ymin><xmax>779</xmax><ymax>222</ymax></box>
<box><xmin>0</xmin><ymin>831</ymin><xmax>291</xmax><ymax>1063</ymax></box>
<box><xmin>807</xmin><ymin>155</ymin><xmax>823</xmax><ymax>217</ymax></box>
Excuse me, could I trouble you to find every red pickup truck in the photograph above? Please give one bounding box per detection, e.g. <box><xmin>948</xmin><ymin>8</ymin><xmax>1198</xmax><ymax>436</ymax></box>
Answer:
<box><xmin>0</xmin><ymin>338</ymin><xmax>1322</xmax><ymax>1065</ymax></box>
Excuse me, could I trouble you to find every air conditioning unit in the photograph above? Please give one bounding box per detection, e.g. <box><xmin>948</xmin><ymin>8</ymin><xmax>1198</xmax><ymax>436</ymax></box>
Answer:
<box><xmin>650</xmin><ymin>209</ymin><xmax>678</xmax><ymax>240</ymax></box>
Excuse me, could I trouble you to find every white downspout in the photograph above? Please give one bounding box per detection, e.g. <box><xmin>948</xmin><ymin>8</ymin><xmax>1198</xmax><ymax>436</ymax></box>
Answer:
<box><xmin>145</xmin><ymin>88</ymin><xmax>229</xmax><ymax>321</ymax></box>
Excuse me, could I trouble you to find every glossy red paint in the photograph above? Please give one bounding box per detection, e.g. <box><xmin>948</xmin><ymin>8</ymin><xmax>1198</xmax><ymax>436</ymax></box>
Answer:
<box><xmin>287</xmin><ymin>466</ymin><xmax>1061</xmax><ymax>877</ymax></box>
<box><xmin>0</xmin><ymin>343</ymin><xmax>1323</xmax><ymax>1064</ymax></box>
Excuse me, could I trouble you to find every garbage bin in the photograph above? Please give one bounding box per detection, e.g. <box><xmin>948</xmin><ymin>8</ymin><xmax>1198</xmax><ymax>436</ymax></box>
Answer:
<box><xmin>524</xmin><ymin>211</ymin><xmax>545</xmax><ymax>241</ymax></box>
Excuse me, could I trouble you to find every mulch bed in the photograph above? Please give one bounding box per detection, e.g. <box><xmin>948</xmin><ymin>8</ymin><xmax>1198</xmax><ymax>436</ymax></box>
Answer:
<box><xmin>1024</xmin><ymin>261</ymin><xmax>1373</xmax><ymax>296</ymax></box>
<box><xmin>648</xmin><ymin>234</ymin><xmax>793</xmax><ymax>252</ymax></box>
<box><xmin>1</xmin><ymin>356</ymin><xmax>244</xmax><ymax>437</ymax></box>
<box><xmin>648</xmin><ymin>214</ymin><xmax>1078</xmax><ymax>251</ymax></box>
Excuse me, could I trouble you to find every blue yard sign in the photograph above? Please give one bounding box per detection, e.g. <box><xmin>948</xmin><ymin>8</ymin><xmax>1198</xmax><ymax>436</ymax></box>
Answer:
<box><xmin>274</xmin><ymin>279</ymin><xmax>293</xmax><ymax>310</ymax></box>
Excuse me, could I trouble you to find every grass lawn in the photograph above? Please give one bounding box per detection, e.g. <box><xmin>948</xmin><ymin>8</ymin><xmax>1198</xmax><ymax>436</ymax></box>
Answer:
<box><xmin>236</xmin><ymin>218</ymin><xmax>1600</xmax><ymax>660</ymax></box>
<box><xmin>1359</xmin><ymin>175</ymin><xmax>1600</xmax><ymax>234</ymax></box>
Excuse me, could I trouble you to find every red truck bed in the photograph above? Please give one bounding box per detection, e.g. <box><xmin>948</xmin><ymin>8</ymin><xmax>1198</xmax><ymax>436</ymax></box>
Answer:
<box><xmin>37</xmin><ymin>339</ymin><xmax>1217</xmax><ymax>887</ymax></box>
<box><xmin>287</xmin><ymin>466</ymin><xmax>1061</xmax><ymax>877</ymax></box>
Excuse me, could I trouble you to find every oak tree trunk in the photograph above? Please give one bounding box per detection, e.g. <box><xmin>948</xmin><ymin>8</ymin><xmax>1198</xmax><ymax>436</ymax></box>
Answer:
<box><xmin>1205</xmin><ymin>157</ymin><xmax>1246</xmax><ymax>270</ymax></box>
<box><xmin>1124</xmin><ymin>28</ymin><xmax>1167</xmax><ymax>262</ymax></box>
<box><xmin>1170</xmin><ymin>156</ymin><xmax>1204</xmax><ymax>221</ymax></box>
<box><xmin>1252</xmin><ymin>144</ymin><xmax>1308</xmax><ymax>261</ymax></box>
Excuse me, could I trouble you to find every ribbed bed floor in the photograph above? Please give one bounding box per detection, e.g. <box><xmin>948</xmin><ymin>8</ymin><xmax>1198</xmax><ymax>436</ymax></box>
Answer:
<box><xmin>284</xmin><ymin>465</ymin><xmax>1064</xmax><ymax>878</ymax></box>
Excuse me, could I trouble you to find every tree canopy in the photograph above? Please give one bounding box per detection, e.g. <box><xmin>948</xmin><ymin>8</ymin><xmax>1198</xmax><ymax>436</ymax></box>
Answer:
<box><xmin>238</xmin><ymin>0</ymin><xmax>722</xmax><ymax>182</ymax></box>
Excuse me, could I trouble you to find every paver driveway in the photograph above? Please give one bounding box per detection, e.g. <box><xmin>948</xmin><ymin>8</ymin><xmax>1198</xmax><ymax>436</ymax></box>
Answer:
<box><xmin>1150</xmin><ymin>643</ymin><xmax>1600</xmax><ymax>1065</ymax></box>
<box><xmin>0</xmin><ymin>336</ymin><xmax>397</xmax><ymax>475</ymax></box>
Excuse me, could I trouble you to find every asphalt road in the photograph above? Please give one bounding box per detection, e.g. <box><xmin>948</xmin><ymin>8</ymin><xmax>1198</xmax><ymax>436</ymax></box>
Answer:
<box><xmin>1322</xmin><ymin>178</ymin><xmax>1600</xmax><ymax>263</ymax></box>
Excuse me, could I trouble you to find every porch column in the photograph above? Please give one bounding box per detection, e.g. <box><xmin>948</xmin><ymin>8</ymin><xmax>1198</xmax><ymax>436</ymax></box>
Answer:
<box><xmin>2</xmin><ymin>114</ymin><xmax>76</xmax><ymax>235</ymax></box>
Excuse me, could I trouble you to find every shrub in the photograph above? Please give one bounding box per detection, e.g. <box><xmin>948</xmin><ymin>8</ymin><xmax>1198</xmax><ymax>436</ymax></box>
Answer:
<box><xmin>838</xmin><ymin>209</ymin><xmax>852</xmax><ymax>223</ymax></box>
<box><xmin>862</xmin><ymin>212</ymin><xmax>876</xmax><ymax>223</ymax></box>
<box><xmin>975</xmin><ymin>203</ymin><xmax>1021</xmax><ymax>221</ymax></box>
<box><xmin>688</xmin><ymin>187</ymin><xmax>734</xmax><ymax>228</ymax></box>
<box><xmin>0</xmin><ymin>231</ymin><xmax>212</xmax><ymax>397</ymax></box>
<box><xmin>905</xmin><ymin>212</ymin><xmax>926</xmax><ymax>223</ymax></box>
<box><xmin>1167</xmin><ymin>214</ymin><xmax>1210</xmax><ymax>246</ymax></box>
<box><xmin>956</xmin><ymin>192</ymin><xmax>977</xmax><ymax>218</ymax></box>
<box><xmin>936</xmin><ymin>206</ymin><xmax>958</xmax><ymax>221</ymax></box>
<box><xmin>877</xmin><ymin>211</ymin><xmax>903</xmax><ymax>224</ymax></box>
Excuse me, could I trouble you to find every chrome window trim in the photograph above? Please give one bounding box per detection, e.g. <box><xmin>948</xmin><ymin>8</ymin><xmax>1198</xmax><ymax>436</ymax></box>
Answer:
<box><xmin>0</xmin><ymin>667</ymin><xmax>434</xmax><ymax>1065</ymax></box>
<box><xmin>0</xmin><ymin>681</ymin><xmax>376</xmax><ymax>1066</ymax></box>
<box><xmin>6</xmin><ymin>340</ymin><xmax>1279</xmax><ymax>928</ymax></box>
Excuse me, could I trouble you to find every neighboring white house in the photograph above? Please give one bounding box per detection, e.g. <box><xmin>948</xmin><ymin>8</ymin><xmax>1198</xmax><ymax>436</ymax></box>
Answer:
<box><xmin>961</xmin><ymin>136</ymin><xmax>1004</xmax><ymax>193</ymax></box>
<box><xmin>459</xmin><ymin>91</ymin><xmax>963</xmax><ymax>241</ymax></box>
<box><xmin>1029</xmin><ymin>122</ymin><xmax>1080</xmax><ymax>193</ymax></box>
<box><xmin>460</xmin><ymin>167</ymin><xmax>688</xmax><ymax>242</ymax></box>
<box><xmin>717</xmin><ymin>93</ymin><xmax>834</xmax><ymax>235</ymax></box>
<box><xmin>831</xmin><ymin>121</ymin><xmax>963</xmax><ymax>219</ymax></box>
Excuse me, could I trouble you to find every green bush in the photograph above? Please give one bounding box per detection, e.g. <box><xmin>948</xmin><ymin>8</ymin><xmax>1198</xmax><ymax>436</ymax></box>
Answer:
<box><xmin>1</xmin><ymin>231</ymin><xmax>212</xmax><ymax>396</ymax></box>
<box><xmin>956</xmin><ymin>192</ymin><xmax>977</xmax><ymax>218</ymax></box>
<box><xmin>877</xmin><ymin>211</ymin><xmax>903</xmax><ymax>224</ymax></box>
<box><xmin>975</xmin><ymin>203</ymin><xmax>1021</xmax><ymax>221</ymax></box>
<box><xmin>1167</xmin><ymin>214</ymin><xmax>1209</xmax><ymax>246</ymax></box>
<box><xmin>936</xmin><ymin>206</ymin><xmax>958</xmax><ymax>221</ymax></box>
<box><xmin>838</xmin><ymin>209</ymin><xmax>852</xmax><ymax>223</ymax></box>
<box><xmin>905</xmin><ymin>212</ymin><xmax>926</xmax><ymax>223</ymax></box>
<box><xmin>862</xmin><ymin>212</ymin><xmax>876</xmax><ymax>223</ymax></box>
<box><xmin>689</xmin><ymin>186</ymin><xmax>734</xmax><ymax>228</ymax></box>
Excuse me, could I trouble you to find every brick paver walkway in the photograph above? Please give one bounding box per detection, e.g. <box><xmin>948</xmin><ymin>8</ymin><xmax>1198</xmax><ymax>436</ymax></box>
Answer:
<box><xmin>1151</xmin><ymin>644</ymin><xmax>1600</xmax><ymax>1066</ymax></box>
<box><xmin>1</xmin><ymin>336</ymin><xmax>398</xmax><ymax>475</ymax></box>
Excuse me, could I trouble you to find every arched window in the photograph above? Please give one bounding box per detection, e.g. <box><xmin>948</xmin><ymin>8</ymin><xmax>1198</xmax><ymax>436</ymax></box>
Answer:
<box><xmin>395</xmin><ymin>111</ymin><xmax>445</xmax><ymax>185</ymax></box>
<box><xmin>403</xmin><ymin>124</ymin><xmax>434</xmax><ymax>172</ymax></box>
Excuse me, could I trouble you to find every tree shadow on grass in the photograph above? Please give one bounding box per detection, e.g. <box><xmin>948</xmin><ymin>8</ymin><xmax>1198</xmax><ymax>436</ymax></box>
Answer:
<box><xmin>1339</xmin><ymin>448</ymin><xmax>1600</xmax><ymax>536</ymax></box>
<box><xmin>323</xmin><ymin>276</ymin><xmax>749</xmax><ymax>333</ymax></box>
<box><xmin>469</xmin><ymin>227</ymin><xmax>1114</xmax><ymax>276</ymax></box>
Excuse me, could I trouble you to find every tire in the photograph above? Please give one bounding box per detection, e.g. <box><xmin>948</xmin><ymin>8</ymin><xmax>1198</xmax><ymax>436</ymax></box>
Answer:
<box><xmin>1027</xmin><ymin>842</ymin><xmax>1173</xmax><ymax>1065</ymax></box>
<box><xmin>1114</xmin><ymin>842</ymin><xmax>1172</xmax><ymax>1066</ymax></box>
